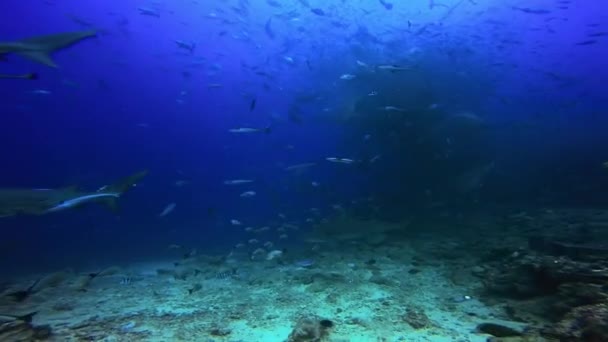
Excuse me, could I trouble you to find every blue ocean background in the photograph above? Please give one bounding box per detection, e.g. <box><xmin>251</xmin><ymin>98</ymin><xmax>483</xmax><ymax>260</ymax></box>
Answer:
<box><xmin>0</xmin><ymin>0</ymin><xmax>607</xmax><ymax>277</ymax></box>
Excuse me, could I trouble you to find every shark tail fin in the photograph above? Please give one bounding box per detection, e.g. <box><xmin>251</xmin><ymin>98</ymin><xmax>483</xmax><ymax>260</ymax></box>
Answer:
<box><xmin>16</xmin><ymin>51</ymin><xmax>58</xmax><ymax>68</ymax></box>
<box><xmin>102</xmin><ymin>170</ymin><xmax>148</xmax><ymax>195</ymax></box>
<box><xmin>16</xmin><ymin>30</ymin><xmax>97</xmax><ymax>68</ymax></box>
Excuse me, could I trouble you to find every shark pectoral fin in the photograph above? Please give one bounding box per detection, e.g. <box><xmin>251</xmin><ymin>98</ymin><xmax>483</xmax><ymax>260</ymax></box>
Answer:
<box><xmin>99</xmin><ymin>197</ymin><xmax>119</xmax><ymax>212</ymax></box>
<box><xmin>17</xmin><ymin>51</ymin><xmax>57</xmax><ymax>68</ymax></box>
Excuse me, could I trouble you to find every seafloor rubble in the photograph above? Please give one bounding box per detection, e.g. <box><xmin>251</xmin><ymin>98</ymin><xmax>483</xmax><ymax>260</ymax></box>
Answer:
<box><xmin>1</xmin><ymin>208</ymin><xmax>607</xmax><ymax>341</ymax></box>
<box><xmin>478</xmin><ymin>208</ymin><xmax>608</xmax><ymax>342</ymax></box>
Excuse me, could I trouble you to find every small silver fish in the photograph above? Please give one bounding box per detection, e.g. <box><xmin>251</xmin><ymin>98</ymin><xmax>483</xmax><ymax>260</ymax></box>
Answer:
<box><xmin>228</xmin><ymin>127</ymin><xmax>271</xmax><ymax>134</ymax></box>
<box><xmin>376</xmin><ymin>64</ymin><xmax>411</xmax><ymax>72</ymax></box>
<box><xmin>326</xmin><ymin>157</ymin><xmax>356</xmax><ymax>164</ymax></box>
<box><xmin>174</xmin><ymin>180</ymin><xmax>189</xmax><ymax>187</ymax></box>
<box><xmin>29</xmin><ymin>89</ymin><xmax>52</xmax><ymax>95</ymax></box>
<box><xmin>340</xmin><ymin>74</ymin><xmax>356</xmax><ymax>80</ymax></box>
<box><xmin>284</xmin><ymin>162</ymin><xmax>317</xmax><ymax>171</ymax></box>
<box><xmin>224</xmin><ymin>179</ymin><xmax>254</xmax><ymax>185</ymax></box>
<box><xmin>159</xmin><ymin>202</ymin><xmax>176</xmax><ymax>217</ymax></box>
<box><xmin>380</xmin><ymin>106</ymin><xmax>407</xmax><ymax>112</ymax></box>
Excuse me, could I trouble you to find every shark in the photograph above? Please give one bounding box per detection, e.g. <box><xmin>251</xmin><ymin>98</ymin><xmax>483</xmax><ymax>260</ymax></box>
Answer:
<box><xmin>0</xmin><ymin>170</ymin><xmax>148</xmax><ymax>218</ymax></box>
<box><xmin>0</xmin><ymin>72</ymin><xmax>37</xmax><ymax>80</ymax></box>
<box><xmin>0</xmin><ymin>30</ymin><xmax>97</xmax><ymax>68</ymax></box>
<box><xmin>174</xmin><ymin>40</ymin><xmax>196</xmax><ymax>53</ymax></box>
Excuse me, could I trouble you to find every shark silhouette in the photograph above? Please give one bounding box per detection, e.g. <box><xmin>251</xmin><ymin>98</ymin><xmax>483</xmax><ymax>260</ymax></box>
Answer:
<box><xmin>0</xmin><ymin>30</ymin><xmax>97</xmax><ymax>68</ymax></box>
<box><xmin>0</xmin><ymin>72</ymin><xmax>37</xmax><ymax>80</ymax></box>
<box><xmin>0</xmin><ymin>170</ymin><xmax>147</xmax><ymax>218</ymax></box>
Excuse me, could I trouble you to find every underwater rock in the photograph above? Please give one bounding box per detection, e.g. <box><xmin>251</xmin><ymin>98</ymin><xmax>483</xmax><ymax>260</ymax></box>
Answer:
<box><xmin>345</xmin><ymin>316</ymin><xmax>370</xmax><ymax>328</ymax></box>
<box><xmin>188</xmin><ymin>283</ymin><xmax>202</xmax><ymax>295</ymax></box>
<box><xmin>477</xmin><ymin>322</ymin><xmax>523</xmax><ymax>337</ymax></box>
<box><xmin>286</xmin><ymin>315</ymin><xmax>333</xmax><ymax>342</ymax></box>
<box><xmin>402</xmin><ymin>306</ymin><xmax>434</xmax><ymax>329</ymax></box>
<box><xmin>0</xmin><ymin>320</ymin><xmax>52</xmax><ymax>341</ymax></box>
<box><xmin>486</xmin><ymin>336</ymin><xmax>545</xmax><ymax>342</ymax></box>
<box><xmin>550</xmin><ymin>282</ymin><xmax>608</xmax><ymax>318</ymax></box>
<box><xmin>483</xmin><ymin>253</ymin><xmax>608</xmax><ymax>300</ymax></box>
<box><xmin>481</xmin><ymin>247</ymin><xmax>608</xmax><ymax>338</ymax></box>
<box><xmin>209</xmin><ymin>324</ymin><xmax>231</xmax><ymax>336</ymax></box>
<box><xmin>543</xmin><ymin>303</ymin><xmax>608</xmax><ymax>340</ymax></box>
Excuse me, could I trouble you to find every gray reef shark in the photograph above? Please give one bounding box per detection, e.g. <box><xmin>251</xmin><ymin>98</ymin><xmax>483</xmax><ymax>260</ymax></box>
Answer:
<box><xmin>0</xmin><ymin>30</ymin><xmax>97</xmax><ymax>68</ymax></box>
<box><xmin>0</xmin><ymin>170</ymin><xmax>148</xmax><ymax>218</ymax></box>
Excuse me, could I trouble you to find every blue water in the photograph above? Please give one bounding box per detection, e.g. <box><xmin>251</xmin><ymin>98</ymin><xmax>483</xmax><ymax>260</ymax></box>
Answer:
<box><xmin>0</xmin><ymin>0</ymin><xmax>607</xmax><ymax>275</ymax></box>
